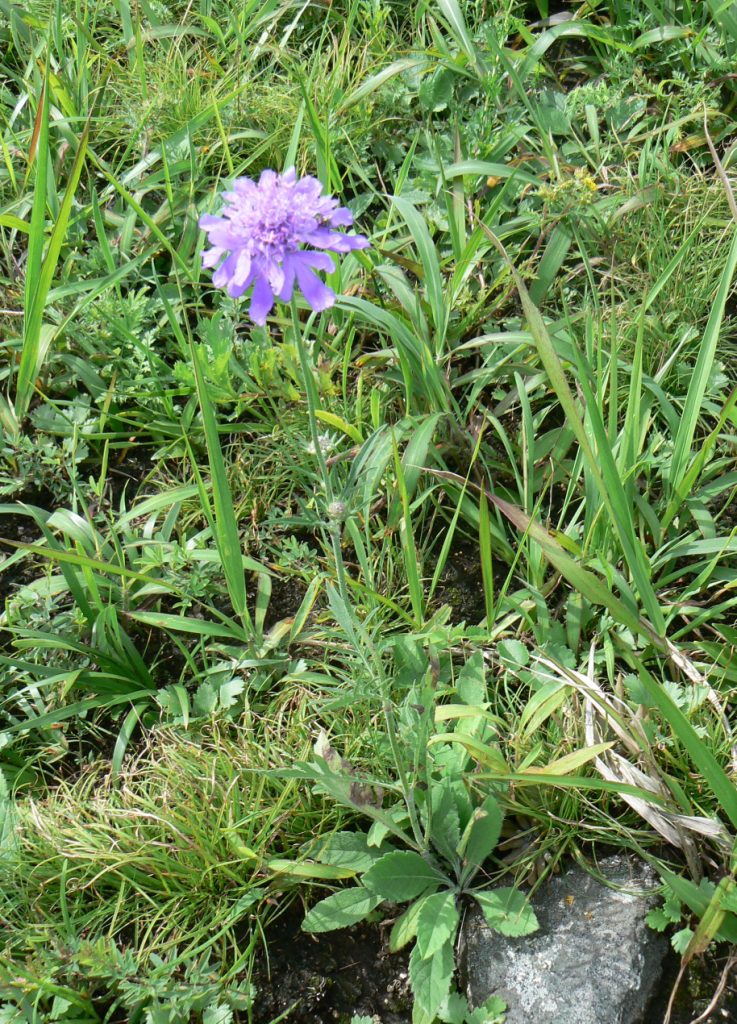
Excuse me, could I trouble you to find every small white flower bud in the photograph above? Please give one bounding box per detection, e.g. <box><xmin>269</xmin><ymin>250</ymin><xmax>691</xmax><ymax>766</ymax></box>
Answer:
<box><xmin>327</xmin><ymin>500</ymin><xmax>347</xmax><ymax>522</ymax></box>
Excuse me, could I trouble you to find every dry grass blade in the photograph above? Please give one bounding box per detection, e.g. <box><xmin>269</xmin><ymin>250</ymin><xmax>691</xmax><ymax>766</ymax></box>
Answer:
<box><xmin>688</xmin><ymin>951</ymin><xmax>737</xmax><ymax>1024</ymax></box>
<box><xmin>704</xmin><ymin>105</ymin><xmax>737</xmax><ymax>224</ymax></box>
<box><xmin>534</xmin><ymin>652</ymin><xmax>731</xmax><ymax>870</ymax></box>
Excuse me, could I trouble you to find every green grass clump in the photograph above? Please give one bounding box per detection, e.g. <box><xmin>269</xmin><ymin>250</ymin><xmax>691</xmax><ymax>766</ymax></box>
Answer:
<box><xmin>0</xmin><ymin>719</ymin><xmax>334</xmax><ymax>1017</ymax></box>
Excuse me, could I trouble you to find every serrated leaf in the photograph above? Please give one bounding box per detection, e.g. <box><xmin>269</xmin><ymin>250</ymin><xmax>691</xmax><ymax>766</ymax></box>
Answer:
<box><xmin>469</xmin><ymin>995</ymin><xmax>508</xmax><ymax>1024</ymax></box>
<box><xmin>438</xmin><ymin>990</ymin><xmax>469</xmax><ymax>1024</ymax></box>
<box><xmin>497</xmin><ymin>639</ymin><xmax>529</xmax><ymax>668</ymax></box>
<box><xmin>417</xmin><ymin>891</ymin><xmax>460</xmax><ymax>959</ymax></box>
<box><xmin>0</xmin><ymin>770</ymin><xmax>16</xmax><ymax>861</ymax></box>
<box><xmin>363</xmin><ymin>850</ymin><xmax>445</xmax><ymax>902</ymax></box>
<box><xmin>390</xmin><ymin>893</ymin><xmax>430</xmax><ymax>952</ymax></box>
<box><xmin>419</xmin><ymin>67</ymin><xmax>455</xmax><ymax>112</ymax></box>
<box><xmin>203</xmin><ymin>1005</ymin><xmax>234</xmax><ymax>1024</ymax></box>
<box><xmin>456</xmin><ymin>651</ymin><xmax>487</xmax><ymax>705</ymax></box>
<box><xmin>303</xmin><ymin>887</ymin><xmax>383</xmax><ymax>932</ymax></box>
<box><xmin>194</xmin><ymin>680</ymin><xmax>217</xmax><ymax>715</ymax></box>
<box><xmin>145</xmin><ymin>1007</ymin><xmax>171</xmax><ymax>1024</ymax></box>
<box><xmin>646</xmin><ymin>908</ymin><xmax>672</xmax><ymax>932</ymax></box>
<box><xmin>462</xmin><ymin>795</ymin><xmax>503</xmax><ymax>869</ymax></box>
<box><xmin>430</xmin><ymin>779</ymin><xmax>461</xmax><ymax>863</ymax></box>
<box><xmin>316</xmin><ymin>831</ymin><xmax>388</xmax><ymax>873</ymax></box>
<box><xmin>409</xmin><ymin>939</ymin><xmax>455</xmax><ymax>1020</ymax></box>
<box><xmin>475</xmin><ymin>887</ymin><xmax>538</xmax><ymax>937</ymax></box>
<box><xmin>50</xmin><ymin>996</ymin><xmax>72</xmax><ymax>1021</ymax></box>
<box><xmin>218</xmin><ymin>678</ymin><xmax>245</xmax><ymax>709</ymax></box>
<box><xmin>672</xmin><ymin>927</ymin><xmax>694</xmax><ymax>955</ymax></box>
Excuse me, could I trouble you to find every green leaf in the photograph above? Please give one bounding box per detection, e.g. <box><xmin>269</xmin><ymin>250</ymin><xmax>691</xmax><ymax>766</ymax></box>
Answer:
<box><xmin>632</xmin><ymin>25</ymin><xmax>693</xmax><ymax>48</ymax></box>
<box><xmin>203</xmin><ymin>1006</ymin><xmax>234</xmax><ymax>1024</ymax></box>
<box><xmin>456</xmin><ymin>651</ymin><xmax>487</xmax><ymax>705</ymax></box>
<box><xmin>390</xmin><ymin>894</ymin><xmax>431</xmax><ymax>952</ymax></box>
<box><xmin>392</xmin><ymin>196</ymin><xmax>447</xmax><ymax>351</ymax></box>
<box><xmin>462</xmin><ymin>795</ymin><xmax>503</xmax><ymax>870</ymax></box>
<box><xmin>158</xmin><ymin>287</ymin><xmax>251</xmax><ymax>631</ymax></box>
<box><xmin>194</xmin><ymin>681</ymin><xmax>217</xmax><ymax>715</ymax></box>
<box><xmin>489</xmin><ymin>494</ymin><xmax>648</xmax><ymax>641</ymax></box>
<box><xmin>49</xmin><ymin>996</ymin><xmax>73</xmax><ymax>1021</ymax></box>
<box><xmin>497</xmin><ymin>639</ymin><xmax>529</xmax><ymax>669</ymax></box>
<box><xmin>302</xmin><ymin>887</ymin><xmax>383</xmax><ymax>933</ymax></box>
<box><xmin>429</xmin><ymin>779</ymin><xmax>461</xmax><ymax>864</ymax></box>
<box><xmin>632</xmin><ymin>660</ymin><xmax>737</xmax><ymax>833</ymax></box>
<box><xmin>409</xmin><ymin>939</ymin><xmax>455</xmax><ymax>1022</ymax></box>
<box><xmin>419</xmin><ymin>66</ymin><xmax>456</xmax><ymax>112</ymax></box>
<box><xmin>435</xmin><ymin>0</ymin><xmax>486</xmax><ymax>74</ymax></box>
<box><xmin>469</xmin><ymin>995</ymin><xmax>508</xmax><ymax>1024</ymax></box>
<box><xmin>476</xmin><ymin>223</ymin><xmax>665</xmax><ymax>635</ymax></box>
<box><xmin>416</xmin><ymin>891</ymin><xmax>460</xmax><ymax>959</ymax></box>
<box><xmin>267</xmin><ymin>859</ymin><xmax>357</xmax><ymax>881</ymax></box>
<box><xmin>189</xmin><ymin>341</ymin><xmax>249</xmax><ymax>627</ymax></box>
<box><xmin>475</xmin><ymin>888</ymin><xmax>539</xmax><ymax>937</ymax></box>
<box><xmin>18</xmin><ymin>113</ymin><xmax>90</xmax><ymax>422</ymax></box>
<box><xmin>339</xmin><ymin>57</ymin><xmax>428</xmax><ymax>111</ymax></box>
<box><xmin>315</xmin><ymin>831</ymin><xmax>388</xmax><ymax>873</ymax></box>
<box><xmin>438</xmin><ymin>991</ymin><xmax>469</xmax><ymax>1024</ymax></box>
<box><xmin>0</xmin><ymin>769</ymin><xmax>15</xmax><ymax>862</ymax></box>
<box><xmin>672</xmin><ymin>927</ymin><xmax>695</xmax><ymax>955</ymax></box>
<box><xmin>363</xmin><ymin>850</ymin><xmax>445</xmax><ymax>902</ymax></box>
<box><xmin>646</xmin><ymin>907</ymin><xmax>672</xmax><ymax>932</ymax></box>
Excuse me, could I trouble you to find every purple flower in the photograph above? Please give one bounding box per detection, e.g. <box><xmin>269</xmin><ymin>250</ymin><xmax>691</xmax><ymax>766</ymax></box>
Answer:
<box><xmin>199</xmin><ymin>168</ymin><xmax>369</xmax><ymax>325</ymax></box>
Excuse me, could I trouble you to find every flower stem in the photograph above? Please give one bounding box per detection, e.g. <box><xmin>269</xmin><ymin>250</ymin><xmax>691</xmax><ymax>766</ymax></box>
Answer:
<box><xmin>290</xmin><ymin>298</ymin><xmax>350</xmax><ymax>605</ymax></box>
<box><xmin>289</xmin><ymin>301</ymin><xmax>425</xmax><ymax>850</ymax></box>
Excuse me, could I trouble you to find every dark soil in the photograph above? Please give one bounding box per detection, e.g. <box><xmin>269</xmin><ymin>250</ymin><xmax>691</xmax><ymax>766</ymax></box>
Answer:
<box><xmin>431</xmin><ymin>542</ymin><xmax>486</xmax><ymax>625</ymax></box>
<box><xmin>655</xmin><ymin>948</ymin><xmax>737</xmax><ymax>1024</ymax></box>
<box><xmin>250</xmin><ymin>901</ymin><xmax>737</xmax><ymax>1024</ymax></box>
<box><xmin>252</xmin><ymin>907</ymin><xmax>411</xmax><ymax>1024</ymax></box>
<box><xmin>0</xmin><ymin>506</ymin><xmax>46</xmax><ymax>603</ymax></box>
<box><xmin>262</xmin><ymin>571</ymin><xmax>308</xmax><ymax>632</ymax></box>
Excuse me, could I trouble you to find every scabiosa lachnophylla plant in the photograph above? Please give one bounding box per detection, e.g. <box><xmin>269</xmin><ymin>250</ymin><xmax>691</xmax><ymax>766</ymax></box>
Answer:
<box><xmin>199</xmin><ymin>168</ymin><xmax>369</xmax><ymax>324</ymax></box>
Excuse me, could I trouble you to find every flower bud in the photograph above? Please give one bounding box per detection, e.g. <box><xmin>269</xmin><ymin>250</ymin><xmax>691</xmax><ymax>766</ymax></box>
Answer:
<box><xmin>327</xmin><ymin>500</ymin><xmax>347</xmax><ymax>522</ymax></box>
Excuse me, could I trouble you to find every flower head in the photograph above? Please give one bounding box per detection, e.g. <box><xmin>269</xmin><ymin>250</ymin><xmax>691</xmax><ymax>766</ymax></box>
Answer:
<box><xmin>305</xmin><ymin>432</ymin><xmax>337</xmax><ymax>457</ymax></box>
<box><xmin>199</xmin><ymin>168</ymin><xmax>369</xmax><ymax>325</ymax></box>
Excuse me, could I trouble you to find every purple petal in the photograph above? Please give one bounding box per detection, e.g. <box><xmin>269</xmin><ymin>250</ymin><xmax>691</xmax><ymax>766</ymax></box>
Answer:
<box><xmin>249</xmin><ymin>274</ymin><xmax>275</xmax><ymax>324</ymax></box>
<box><xmin>263</xmin><ymin>259</ymin><xmax>286</xmax><ymax>294</ymax></box>
<box><xmin>277</xmin><ymin>256</ymin><xmax>297</xmax><ymax>302</ymax></box>
<box><xmin>202</xmin><ymin>245</ymin><xmax>225</xmax><ymax>269</ymax></box>
<box><xmin>328</xmin><ymin>206</ymin><xmax>354</xmax><ymax>227</ymax></box>
<box><xmin>206</xmin><ymin>224</ymin><xmax>244</xmax><ymax>249</ymax></box>
<box><xmin>231</xmin><ymin>249</ymin><xmax>253</xmax><ymax>288</ymax></box>
<box><xmin>297</xmin><ymin>250</ymin><xmax>335</xmax><ymax>274</ymax></box>
<box><xmin>227</xmin><ymin>265</ymin><xmax>255</xmax><ymax>299</ymax></box>
<box><xmin>199</xmin><ymin>213</ymin><xmax>226</xmax><ymax>231</ymax></box>
<box><xmin>258</xmin><ymin>169</ymin><xmax>278</xmax><ymax>190</ymax></box>
<box><xmin>212</xmin><ymin>252</ymin><xmax>238</xmax><ymax>290</ymax></box>
<box><xmin>233</xmin><ymin>177</ymin><xmax>257</xmax><ymax>196</ymax></box>
<box><xmin>304</xmin><ymin>227</ymin><xmax>369</xmax><ymax>253</ymax></box>
<box><xmin>294</xmin><ymin>175</ymin><xmax>322</xmax><ymax>197</ymax></box>
<box><xmin>293</xmin><ymin>260</ymin><xmax>336</xmax><ymax>313</ymax></box>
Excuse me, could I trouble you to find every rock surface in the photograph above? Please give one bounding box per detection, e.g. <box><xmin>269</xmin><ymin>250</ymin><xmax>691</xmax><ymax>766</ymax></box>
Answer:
<box><xmin>461</xmin><ymin>855</ymin><xmax>668</xmax><ymax>1024</ymax></box>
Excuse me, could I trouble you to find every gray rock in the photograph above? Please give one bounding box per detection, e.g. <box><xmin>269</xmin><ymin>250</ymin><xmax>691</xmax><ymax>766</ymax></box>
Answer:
<box><xmin>461</xmin><ymin>855</ymin><xmax>668</xmax><ymax>1024</ymax></box>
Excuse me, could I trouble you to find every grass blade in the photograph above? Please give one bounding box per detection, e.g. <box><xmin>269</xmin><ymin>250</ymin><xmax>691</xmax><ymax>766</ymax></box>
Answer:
<box><xmin>17</xmin><ymin>116</ymin><xmax>90</xmax><ymax>422</ymax></box>
<box><xmin>669</xmin><ymin>227</ymin><xmax>737</xmax><ymax>497</ymax></box>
